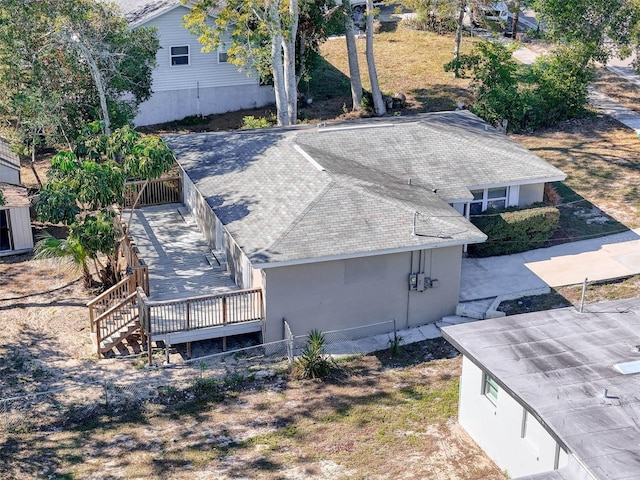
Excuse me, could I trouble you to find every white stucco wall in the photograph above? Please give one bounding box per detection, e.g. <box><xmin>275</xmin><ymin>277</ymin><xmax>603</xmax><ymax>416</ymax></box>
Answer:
<box><xmin>261</xmin><ymin>247</ymin><xmax>462</xmax><ymax>343</ymax></box>
<box><xmin>458</xmin><ymin>356</ymin><xmax>568</xmax><ymax>478</ymax></box>
<box><xmin>133</xmin><ymin>6</ymin><xmax>275</xmax><ymax>126</ymax></box>
<box><xmin>519</xmin><ymin>183</ymin><xmax>545</xmax><ymax>207</ymax></box>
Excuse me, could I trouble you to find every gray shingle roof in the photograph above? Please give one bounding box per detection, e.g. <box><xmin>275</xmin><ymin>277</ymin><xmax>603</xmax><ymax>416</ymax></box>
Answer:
<box><xmin>442</xmin><ymin>298</ymin><xmax>640</xmax><ymax>480</ymax></box>
<box><xmin>107</xmin><ymin>0</ymin><xmax>181</xmax><ymax>25</ymax></box>
<box><xmin>166</xmin><ymin>111</ymin><xmax>564</xmax><ymax>267</ymax></box>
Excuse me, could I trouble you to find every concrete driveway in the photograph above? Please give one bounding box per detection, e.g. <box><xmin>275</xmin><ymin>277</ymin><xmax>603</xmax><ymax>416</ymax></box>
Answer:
<box><xmin>460</xmin><ymin>228</ymin><xmax>640</xmax><ymax>302</ymax></box>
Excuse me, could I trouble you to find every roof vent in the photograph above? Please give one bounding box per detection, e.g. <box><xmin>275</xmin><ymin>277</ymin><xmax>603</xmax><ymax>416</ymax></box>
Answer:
<box><xmin>614</xmin><ymin>360</ymin><xmax>640</xmax><ymax>375</ymax></box>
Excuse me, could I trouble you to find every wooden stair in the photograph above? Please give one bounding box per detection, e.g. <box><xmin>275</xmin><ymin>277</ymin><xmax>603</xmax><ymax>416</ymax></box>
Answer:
<box><xmin>96</xmin><ymin>317</ymin><xmax>142</xmax><ymax>356</ymax></box>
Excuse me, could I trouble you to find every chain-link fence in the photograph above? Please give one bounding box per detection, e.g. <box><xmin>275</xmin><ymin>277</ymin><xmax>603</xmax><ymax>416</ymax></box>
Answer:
<box><xmin>0</xmin><ymin>319</ymin><xmax>397</xmax><ymax>435</ymax></box>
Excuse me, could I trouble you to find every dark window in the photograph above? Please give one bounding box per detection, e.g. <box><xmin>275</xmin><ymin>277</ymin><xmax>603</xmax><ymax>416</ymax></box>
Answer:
<box><xmin>170</xmin><ymin>46</ymin><xmax>189</xmax><ymax>66</ymax></box>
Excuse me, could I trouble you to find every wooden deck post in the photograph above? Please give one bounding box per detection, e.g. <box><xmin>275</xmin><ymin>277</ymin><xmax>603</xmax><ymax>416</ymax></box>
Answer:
<box><xmin>186</xmin><ymin>303</ymin><xmax>191</xmax><ymax>359</ymax></box>
<box><xmin>222</xmin><ymin>297</ymin><xmax>227</xmax><ymax>352</ymax></box>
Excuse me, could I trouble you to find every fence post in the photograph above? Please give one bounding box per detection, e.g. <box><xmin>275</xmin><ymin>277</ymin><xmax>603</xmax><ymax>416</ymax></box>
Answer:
<box><xmin>186</xmin><ymin>303</ymin><xmax>191</xmax><ymax>359</ymax></box>
<box><xmin>579</xmin><ymin>277</ymin><xmax>588</xmax><ymax>313</ymax></box>
<box><xmin>284</xmin><ymin>319</ymin><xmax>294</xmax><ymax>364</ymax></box>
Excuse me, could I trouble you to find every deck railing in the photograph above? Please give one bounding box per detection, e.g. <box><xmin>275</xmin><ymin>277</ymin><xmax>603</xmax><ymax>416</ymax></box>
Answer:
<box><xmin>92</xmin><ymin>291</ymin><xmax>140</xmax><ymax>355</ymax></box>
<box><xmin>137</xmin><ymin>287</ymin><xmax>264</xmax><ymax>365</ymax></box>
<box><xmin>144</xmin><ymin>288</ymin><xmax>263</xmax><ymax>336</ymax></box>
<box><xmin>124</xmin><ymin>177</ymin><xmax>181</xmax><ymax>209</ymax></box>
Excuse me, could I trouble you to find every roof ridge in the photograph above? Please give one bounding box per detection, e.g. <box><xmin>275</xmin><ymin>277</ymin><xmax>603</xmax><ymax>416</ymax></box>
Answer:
<box><xmin>269</xmin><ymin>181</ymin><xmax>336</xmax><ymax>251</ymax></box>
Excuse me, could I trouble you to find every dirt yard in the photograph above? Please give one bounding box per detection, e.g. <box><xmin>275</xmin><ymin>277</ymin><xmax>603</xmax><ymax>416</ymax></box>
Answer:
<box><xmin>0</xmin><ymin>255</ymin><xmax>504</xmax><ymax>479</ymax></box>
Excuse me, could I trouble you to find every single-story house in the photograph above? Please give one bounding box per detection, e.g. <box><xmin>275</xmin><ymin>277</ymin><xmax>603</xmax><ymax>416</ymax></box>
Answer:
<box><xmin>111</xmin><ymin>0</ymin><xmax>275</xmax><ymax>126</ymax></box>
<box><xmin>442</xmin><ymin>297</ymin><xmax>640</xmax><ymax>480</ymax></box>
<box><xmin>165</xmin><ymin>110</ymin><xmax>566</xmax><ymax>342</ymax></box>
<box><xmin>0</xmin><ymin>141</ymin><xmax>33</xmax><ymax>256</ymax></box>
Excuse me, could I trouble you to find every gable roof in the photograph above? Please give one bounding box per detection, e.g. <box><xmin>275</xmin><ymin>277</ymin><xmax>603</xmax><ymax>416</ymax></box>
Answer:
<box><xmin>0</xmin><ymin>140</ymin><xmax>20</xmax><ymax>172</ymax></box>
<box><xmin>0</xmin><ymin>183</ymin><xmax>29</xmax><ymax>208</ymax></box>
<box><xmin>166</xmin><ymin>111</ymin><xmax>564</xmax><ymax>268</ymax></box>
<box><xmin>442</xmin><ymin>298</ymin><xmax>640</xmax><ymax>480</ymax></box>
<box><xmin>108</xmin><ymin>0</ymin><xmax>183</xmax><ymax>26</ymax></box>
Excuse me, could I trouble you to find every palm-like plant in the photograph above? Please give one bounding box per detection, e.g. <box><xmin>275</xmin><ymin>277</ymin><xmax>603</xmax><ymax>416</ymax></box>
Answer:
<box><xmin>34</xmin><ymin>231</ymin><xmax>93</xmax><ymax>286</ymax></box>
<box><xmin>295</xmin><ymin>329</ymin><xmax>334</xmax><ymax>379</ymax></box>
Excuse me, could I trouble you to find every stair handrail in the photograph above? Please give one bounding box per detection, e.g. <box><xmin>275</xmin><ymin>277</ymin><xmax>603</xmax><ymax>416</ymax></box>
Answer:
<box><xmin>94</xmin><ymin>291</ymin><xmax>139</xmax><ymax>355</ymax></box>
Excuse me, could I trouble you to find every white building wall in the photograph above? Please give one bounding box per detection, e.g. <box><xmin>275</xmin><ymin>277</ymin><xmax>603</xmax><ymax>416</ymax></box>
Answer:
<box><xmin>519</xmin><ymin>183</ymin><xmax>545</xmax><ymax>207</ymax></box>
<box><xmin>132</xmin><ymin>6</ymin><xmax>274</xmax><ymax>126</ymax></box>
<box><xmin>0</xmin><ymin>206</ymin><xmax>33</xmax><ymax>256</ymax></box>
<box><xmin>458</xmin><ymin>356</ymin><xmax>568</xmax><ymax>478</ymax></box>
<box><xmin>9</xmin><ymin>207</ymin><xmax>33</xmax><ymax>251</ymax></box>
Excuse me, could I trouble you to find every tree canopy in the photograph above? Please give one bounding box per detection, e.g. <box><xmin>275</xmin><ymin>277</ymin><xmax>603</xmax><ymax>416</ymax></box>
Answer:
<box><xmin>533</xmin><ymin>0</ymin><xmax>640</xmax><ymax>63</ymax></box>
<box><xmin>36</xmin><ymin>124</ymin><xmax>174</xmax><ymax>287</ymax></box>
<box><xmin>0</xmin><ymin>0</ymin><xmax>159</xmax><ymax>150</ymax></box>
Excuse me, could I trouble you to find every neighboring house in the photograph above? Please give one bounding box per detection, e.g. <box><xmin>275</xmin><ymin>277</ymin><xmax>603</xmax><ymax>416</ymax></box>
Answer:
<box><xmin>0</xmin><ymin>141</ymin><xmax>33</xmax><ymax>256</ymax></box>
<box><xmin>111</xmin><ymin>0</ymin><xmax>275</xmax><ymax>126</ymax></box>
<box><xmin>165</xmin><ymin>110</ymin><xmax>566</xmax><ymax>342</ymax></box>
<box><xmin>442</xmin><ymin>297</ymin><xmax>640</xmax><ymax>480</ymax></box>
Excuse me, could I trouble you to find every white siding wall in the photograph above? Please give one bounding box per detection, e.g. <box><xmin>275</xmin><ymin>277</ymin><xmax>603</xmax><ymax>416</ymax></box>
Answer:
<box><xmin>0</xmin><ymin>206</ymin><xmax>33</xmax><ymax>256</ymax></box>
<box><xmin>132</xmin><ymin>6</ymin><xmax>275</xmax><ymax>125</ymax></box>
<box><xmin>458</xmin><ymin>356</ymin><xmax>568</xmax><ymax>478</ymax></box>
<box><xmin>146</xmin><ymin>7</ymin><xmax>257</xmax><ymax>92</ymax></box>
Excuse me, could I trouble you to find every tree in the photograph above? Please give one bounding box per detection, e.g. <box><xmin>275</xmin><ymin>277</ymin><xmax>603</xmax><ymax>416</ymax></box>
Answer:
<box><xmin>0</xmin><ymin>190</ymin><xmax>4</xmax><ymax>206</ymax></box>
<box><xmin>364</xmin><ymin>0</ymin><xmax>386</xmax><ymax>116</ymax></box>
<box><xmin>36</xmin><ymin>125</ymin><xmax>174</xmax><ymax>287</ymax></box>
<box><xmin>343</xmin><ymin>0</ymin><xmax>363</xmax><ymax>110</ymax></box>
<box><xmin>452</xmin><ymin>0</ymin><xmax>467</xmax><ymax>78</ymax></box>
<box><xmin>186</xmin><ymin>0</ymin><xmax>303</xmax><ymax>126</ymax></box>
<box><xmin>447</xmin><ymin>40</ymin><xmax>593</xmax><ymax>132</ymax></box>
<box><xmin>0</xmin><ymin>0</ymin><xmax>159</xmax><ymax>146</ymax></box>
<box><xmin>533</xmin><ymin>0</ymin><xmax>640</xmax><ymax>63</ymax></box>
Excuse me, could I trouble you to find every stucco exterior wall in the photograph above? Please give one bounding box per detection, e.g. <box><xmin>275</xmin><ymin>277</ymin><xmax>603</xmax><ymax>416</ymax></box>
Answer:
<box><xmin>458</xmin><ymin>356</ymin><xmax>568</xmax><ymax>478</ymax></box>
<box><xmin>519</xmin><ymin>183</ymin><xmax>544</xmax><ymax>207</ymax></box>
<box><xmin>261</xmin><ymin>247</ymin><xmax>462</xmax><ymax>342</ymax></box>
<box><xmin>134</xmin><ymin>83</ymin><xmax>275</xmax><ymax>126</ymax></box>
<box><xmin>132</xmin><ymin>6</ymin><xmax>275</xmax><ymax>126</ymax></box>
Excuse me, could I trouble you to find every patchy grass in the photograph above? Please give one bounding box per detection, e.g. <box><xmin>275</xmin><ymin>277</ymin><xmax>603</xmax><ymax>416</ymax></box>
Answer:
<box><xmin>0</xmin><ymin>339</ymin><xmax>505</xmax><ymax>480</ymax></box>
<box><xmin>315</xmin><ymin>27</ymin><xmax>477</xmax><ymax>116</ymax></box>
<box><xmin>512</xmin><ymin>115</ymin><xmax>640</xmax><ymax>230</ymax></box>
<box><xmin>499</xmin><ymin>275</ymin><xmax>640</xmax><ymax>315</ymax></box>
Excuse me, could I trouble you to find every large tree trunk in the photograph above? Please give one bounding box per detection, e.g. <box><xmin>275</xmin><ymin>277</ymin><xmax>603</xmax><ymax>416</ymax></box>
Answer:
<box><xmin>71</xmin><ymin>36</ymin><xmax>112</xmax><ymax>135</ymax></box>
<box><xmin>344</xmin><ymin>1</ymin><xmax>363</xmax><ymax>110</ymax></box>
<box><xmin>365</xmin><ymin>0</ymin><xmax>385</xmax><ymax>116</ymax></box>
<box><xmin>453</xmin><ymin>0</ymin><xmax>466</xmax><ymax>78</ymax></box>
<box><xmin>511</xmin><ymin>0</ymin><xmax>521</xmax><ymax>39</ymax></box>
<box><xmin>268</xmin><ymin>3</ymin><xmax>290</xmax><ymax>126</ymax></box>
<box><xmin>283</xmin><ymin>0</ymin><xmax>299</xmax><ymax>124</ymax></box>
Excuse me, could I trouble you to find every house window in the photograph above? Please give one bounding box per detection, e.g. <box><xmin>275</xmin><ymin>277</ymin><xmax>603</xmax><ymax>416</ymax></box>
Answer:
<box><xmin>470</xmin><ymin>190</ymin><xmax>484</xmax><ymax>215</ymax></box>
<box><xmin>218</xmin><ymin>46</ymin><xmax>228</xmax><ymax>63</ymax></box>
<box><xmin>0</xmin><ymin>209</ymin><xmax>12</xmax><ymax>251</ymax></box>
<box><xmin>469</xmin><ymin>187</ymin><xmax>509</xmax><ymax>214</ymax></box>
<box><xmin>483</xmin><ymin>373</ymin><xmax>498</xmax><ymax>405</ymax></box>
<box><xmin>170</xmin><ymin>46</ymin><xmax>189</xmax><ymax>66</ymax></box>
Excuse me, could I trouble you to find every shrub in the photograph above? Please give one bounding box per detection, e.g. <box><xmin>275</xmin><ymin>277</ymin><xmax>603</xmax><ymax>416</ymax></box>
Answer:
<box><xmin>468</xmin><ymin>205</ymin><xmax>560</xmax><ymax>257</ymax></box>
<box><xmin>241</xmin><ymin>115</ymin><xmax>272</xmax><ymax>130</ymax></box>
<box><xmin>295</xmin><ymin>329</ymin><xmax>334</xmax><ymax>379</ymax></box>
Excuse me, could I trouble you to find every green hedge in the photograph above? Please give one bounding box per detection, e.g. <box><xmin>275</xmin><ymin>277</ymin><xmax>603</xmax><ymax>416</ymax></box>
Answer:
<box><xmin>468</xmin><ymin>205</ymin><xmax>560</xmax><ymax>257</ymax></box>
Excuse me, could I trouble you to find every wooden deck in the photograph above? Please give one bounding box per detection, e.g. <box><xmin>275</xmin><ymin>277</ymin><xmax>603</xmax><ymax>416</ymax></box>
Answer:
<box><xmin>124</xmin><ymin>204</ymin><xmax>240</xmax><ymax>301</ymax></box>
<box><xmin>90</xmin><ymin>202</ymin><xmax>264</xmax><ymax>360</ymax></box>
